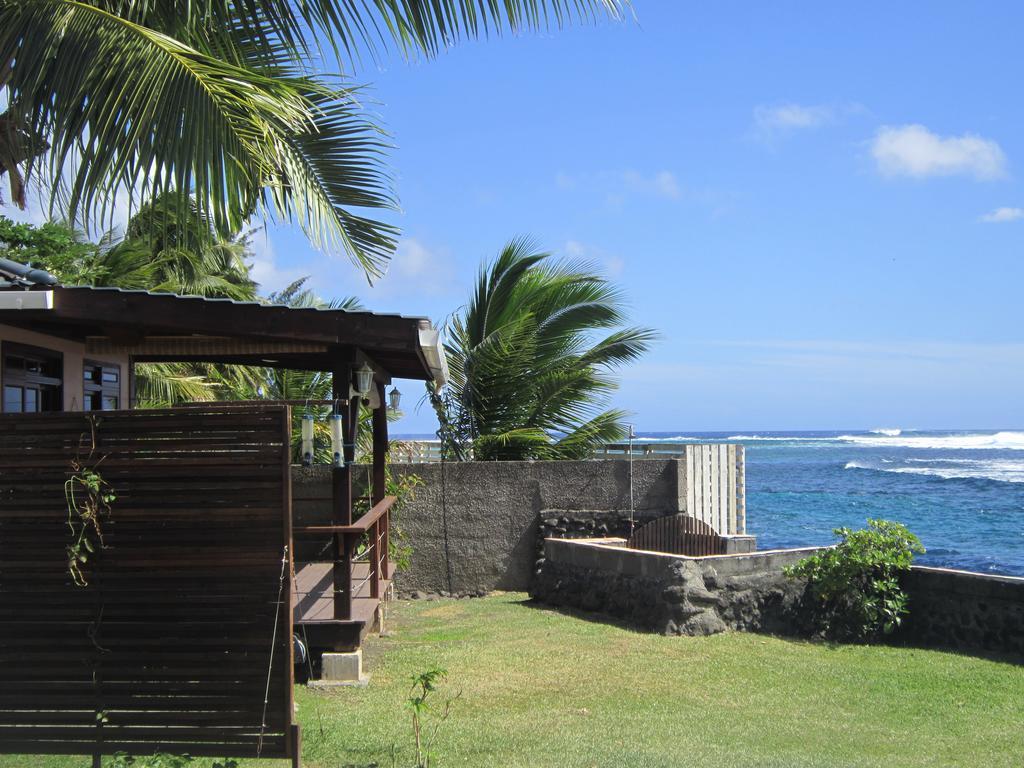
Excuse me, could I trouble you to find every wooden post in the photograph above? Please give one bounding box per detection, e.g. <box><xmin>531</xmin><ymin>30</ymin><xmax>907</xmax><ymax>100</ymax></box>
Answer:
<box><xmin>332</xmin><ymin>364</ymin><xmax>352</xmax><ymax>621</ymax></box>
<box><xmin>372</xmin><ymin>381</ymin><xmax>389</xmax><ymax>580</ymax></box>
<box><xmin>372</xmin><ymin>381</ymin><xmax>388</xmax><ymax>504</ymax></box>
<box><xmin>290</xmin><ymin>723</ymin><xmax>302</xmax><ymax>768</ymax></box>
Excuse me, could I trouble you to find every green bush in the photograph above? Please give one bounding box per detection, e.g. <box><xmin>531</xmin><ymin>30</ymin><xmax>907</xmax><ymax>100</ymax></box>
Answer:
<box><xmin>785</xmin><ymin>519</ymin><xmax>925</xmax><ymax>641</ymax></box>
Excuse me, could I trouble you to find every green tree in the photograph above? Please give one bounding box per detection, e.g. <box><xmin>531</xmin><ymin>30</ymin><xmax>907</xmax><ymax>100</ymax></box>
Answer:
<box><xmin>1</xmin><ymin>209</ymin><xmax>258</xmax><ymax>404</ymax></box>
<box><xmin>0</xmin><ymin>215</ymin><xmax>98</xmax><ymax>277</ymax></box>
<box><xmin>0</xmin><ymin>0</ymin><xmax>626</xmax><ymax>279</ymax></box>
<box><xmin>432</xmin><ymin>238</ymin><xmax>656</xmax><ymax>461</ymax></box>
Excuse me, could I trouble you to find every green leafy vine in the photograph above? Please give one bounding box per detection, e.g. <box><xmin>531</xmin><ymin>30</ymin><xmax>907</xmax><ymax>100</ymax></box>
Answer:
<box><xmin>65</xmin><ymin>417</ymin><xmax>116</xmax><ymax>586</ymax></box>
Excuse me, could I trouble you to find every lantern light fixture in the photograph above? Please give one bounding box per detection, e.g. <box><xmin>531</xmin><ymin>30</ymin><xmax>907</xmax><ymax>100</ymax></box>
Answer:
<box><xmin>329</xmin><ymin>413</ymin><xmax>345</xmax><ymax>468</ymax></box>
<box><xmin>300</xmin><ymin>414</ymin><xmax>314</xmax><ymax>467</ymax></box>
<box><xmin>352</xmin><ymin>363</ymin><xmax>374</xmax><ymax>398</ymax></box>
<box><xmin>387</xmin><ymin>387</ymin><xmax>402</xmax><ymax>412</ymax></box>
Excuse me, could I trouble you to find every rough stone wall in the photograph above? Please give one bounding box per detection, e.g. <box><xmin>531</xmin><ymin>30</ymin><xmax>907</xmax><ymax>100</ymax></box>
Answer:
<box><xmin>530</xmin><ymin>538</ymin><xmax>815</xmax><ymax>636</ymax></box>
<box><xmin>897</xmin><ymin>567</ymin><xmax>1024</xmax><ymax>657</ymax></box>
<box><xmin>531</xmin><ymin>540</ymin><xmax>1024</xmax><ymax>657</ymax></box>
<box><xmin>291</xmin><ymin>459</ymin><xmax>686</xmax><ymax>596</ymax></box>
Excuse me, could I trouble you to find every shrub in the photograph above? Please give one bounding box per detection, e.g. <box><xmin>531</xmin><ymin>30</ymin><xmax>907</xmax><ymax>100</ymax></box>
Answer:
<box><xmin>785</xmin><ymin>519</ymin><xmax>925</xmax><ymax>641</ymax></box>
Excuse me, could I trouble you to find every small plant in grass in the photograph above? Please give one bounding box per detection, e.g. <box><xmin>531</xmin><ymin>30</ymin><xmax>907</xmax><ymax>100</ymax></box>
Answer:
<box><xmin>107</xmin><ymin>755</ymin><xmax>236</xmax><ymax>768</ymax></box>
<box><xmin>785</xmin><ymin>519</ymin><xmax>925</xmax><ymax>641</ymax></box>
<box><xmin>402</xmin><ymin>667</ymin><xmax>461</xmax><ymax>768</ymax></box>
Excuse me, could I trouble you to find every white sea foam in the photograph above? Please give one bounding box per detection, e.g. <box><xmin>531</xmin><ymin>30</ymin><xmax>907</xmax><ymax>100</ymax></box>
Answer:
<box><xmin>725</xmin><ymin>435</ymin><xmax>828</xmax><ymax>441</ymax></box>
<box><xmin>837</xmin><ymin>431</ymin><xmax>1024</xmax><ymax>450</ymax></box>
<box><xmin>870</xmin><ymin>428</ymin><xmax>902</xmax><ymax>436</ymax></box>
<box><xmin>845</xmin><ymin>459</ymin><xmax>1024</xmax><ymax>483</ymax></box>
<box><xmin>633</xmin><ymin>436</ymin><xmax>704</xmax><ymax>442</ymax></box>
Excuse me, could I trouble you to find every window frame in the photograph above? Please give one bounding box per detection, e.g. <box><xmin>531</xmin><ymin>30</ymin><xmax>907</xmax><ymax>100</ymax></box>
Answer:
<box><xmin>1</xmin><ymin>342</ymin><xmax>64</xmax><ymax>413</ymax></box>
<box><xmin>83</xmin><ymin>359</ymin><xmax>122</xmax><ymax>412</ymax></box>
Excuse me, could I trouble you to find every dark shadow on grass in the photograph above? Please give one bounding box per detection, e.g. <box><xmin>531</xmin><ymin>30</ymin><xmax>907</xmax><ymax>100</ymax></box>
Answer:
<box><xmin>513</xmin><ymin>595</ymin><xmax>658</xmax><ymax>636</ymax></box>
<box><xmin>514</xmin><ymin>596</ymin><xmax>1024</xmax><ymax>665</ymax></box>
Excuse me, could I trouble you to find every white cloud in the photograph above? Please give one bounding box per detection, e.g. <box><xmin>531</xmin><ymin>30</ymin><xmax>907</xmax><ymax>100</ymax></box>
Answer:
<box><xmin>871</xmin><ymin>124</ymin><xmax>1007</xmax><ymax>180</ymax></box>
<box><xmin>558</xmin><ymin>169</ymin><xmax>683</xmax><ymax>205</ymax></box>
<box><xmin>754</xmin><ymin>103</ymin><xmax>833</xmax><ymax>133</ymax></box>
<box><xmin>622</xmin><ymin>169</ymin><xmax>681</xmax><ymax>200</ymax></box>
<box><xmin>352</xmin><ymin>237</ymin><xmax>460</xmax><ymax>302</ymax></box>
<box><xmin>980</xmin><ymin>206</ymin><xmax>1024</xmax><ymax>223</ymax></box>
<box><xmin>653</xmin><ymin>170</ymin><xmax>681</xmax><ymax>199</ymax></box>
<box><xmin>561</xmin><ymin>240</ymin><xmax>625</xmax><ymax>277</ymax></box>
<box><xmin>247</xmin><ymin>230</ymin><xmax>309</xmax><ymax>295</ymax></box>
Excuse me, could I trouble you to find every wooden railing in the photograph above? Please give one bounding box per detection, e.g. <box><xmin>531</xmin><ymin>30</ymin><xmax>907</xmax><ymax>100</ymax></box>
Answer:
<box><xmin>295</xmin><ymin>495</ymin><xmax>395</xmax><ymax>620</ymax></box>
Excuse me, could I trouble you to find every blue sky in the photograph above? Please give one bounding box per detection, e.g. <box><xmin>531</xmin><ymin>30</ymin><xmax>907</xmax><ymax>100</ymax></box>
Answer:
<box><xmin>259</xmin><ymin>2</ymin><xmax>1024</xmax><ymax>434</ymax></box>
<box><xmin>21</xmin><ymin>2</ymin><xmax>1024</xmax><ymax>434</ymax></box>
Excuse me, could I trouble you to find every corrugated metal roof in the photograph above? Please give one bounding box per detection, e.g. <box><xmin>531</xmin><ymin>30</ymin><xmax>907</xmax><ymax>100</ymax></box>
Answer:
<box><xmin>0</xmin><ymin>278</ymin><xmax>432</xmax><ymax>326</ymax></box>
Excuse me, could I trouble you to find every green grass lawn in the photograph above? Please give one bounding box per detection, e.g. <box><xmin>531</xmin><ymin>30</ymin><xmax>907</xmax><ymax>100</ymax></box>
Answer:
<box><xmin>5</xmin><ymin>592</ymin><xmax>1024</xmax><ymax>768</ymax></box>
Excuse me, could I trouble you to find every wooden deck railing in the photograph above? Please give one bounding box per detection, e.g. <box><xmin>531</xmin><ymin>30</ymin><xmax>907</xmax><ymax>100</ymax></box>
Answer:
<box><xmin>295</xmin><ymin>495</ymin><xmax>395</xmax><ymax>620</ymax></box>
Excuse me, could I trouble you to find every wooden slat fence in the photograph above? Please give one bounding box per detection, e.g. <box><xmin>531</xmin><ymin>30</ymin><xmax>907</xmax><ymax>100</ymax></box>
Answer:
<box><xmin>627</xmin><ymin>514</ymin><xmax>726</xmax><ymax>556</ymax></box>
<box><xmin>0</xmin><ymin>406</ymin><xmax>296</xmax><ymax>763</ymax></box>
<box><xmin>684</xmin><ymin>444</ymin><xmax>745</xmax><ymax>535</ymax></box>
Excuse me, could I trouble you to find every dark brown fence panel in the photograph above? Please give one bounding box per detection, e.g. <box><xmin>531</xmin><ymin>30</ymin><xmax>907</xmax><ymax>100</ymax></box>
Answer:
<box><xmin>627</xmin><ymin>514</ymin><xmax>727</xmax><ymax>556</ymax></box>
<box><xmin>0</xmin><ymin>406</ymin><xmax>295</xmax><ymax>761</ymax></box>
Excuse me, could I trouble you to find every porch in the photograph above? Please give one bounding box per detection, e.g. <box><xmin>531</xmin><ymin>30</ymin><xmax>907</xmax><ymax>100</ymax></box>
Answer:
<box><xmin>0</xmin><ymin>278</ymin><xmax>450</xmax><ymax>664</ymax></box>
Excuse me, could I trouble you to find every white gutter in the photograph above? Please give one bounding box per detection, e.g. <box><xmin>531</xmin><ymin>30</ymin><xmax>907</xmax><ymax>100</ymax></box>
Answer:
<box><xmin>418</xmin><ymin>328</ymin><xmax>449</xmax><ymax>390</ymax></box>
<box><xmin>0</xmin><ymin>290</ymin><xmax>54</xmax><ymax>310</ymax></box>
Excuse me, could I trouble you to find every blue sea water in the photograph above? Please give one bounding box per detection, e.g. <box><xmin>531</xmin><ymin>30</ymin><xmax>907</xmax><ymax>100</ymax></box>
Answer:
<box><xmin>636</xmin><ymin>430</ymin><xmax>1024</xmax><ymax>577</ymax></box>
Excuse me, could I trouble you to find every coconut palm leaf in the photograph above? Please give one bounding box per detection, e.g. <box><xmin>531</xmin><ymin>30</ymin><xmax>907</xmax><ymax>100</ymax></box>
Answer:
<box><xmin>0</xmin><ymin>0</ymin><xmax>627</xmax><ymax>278</ymax></box>
<box><xmin>436</xmin><ymin>238</ymin><xmax>655</xmax><ymax>461</ymax></box>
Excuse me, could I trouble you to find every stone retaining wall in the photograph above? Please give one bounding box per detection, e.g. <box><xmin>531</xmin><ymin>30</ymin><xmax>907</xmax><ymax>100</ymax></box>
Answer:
<box><xmin>899</xmin><ymin>567</ymin><xmax>1024</xmax><ymax>657</ymax></box>
<box><xmin>530</xmin><ymin>538</ymin><xmax>817</xmax><ymax>636</ymax></box>
<box><xmin>531</xmin><ymin>538</ymin><xmax>1024</xmax><ymax>658</ymax></box>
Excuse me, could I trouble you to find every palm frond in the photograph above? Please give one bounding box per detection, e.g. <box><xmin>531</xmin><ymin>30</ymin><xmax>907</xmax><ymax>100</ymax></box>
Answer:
<box><xmin>437</xmin><ymin>237</ymin><xmax>655</xmax><ymax>461</ymax></box>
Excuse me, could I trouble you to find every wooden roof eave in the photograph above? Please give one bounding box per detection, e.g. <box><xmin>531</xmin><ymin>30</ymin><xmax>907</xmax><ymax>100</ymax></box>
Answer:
<box><xmin>0</xmin><ymin>286</ymin><xmax>437</xmax><ymax>380</ymax></box>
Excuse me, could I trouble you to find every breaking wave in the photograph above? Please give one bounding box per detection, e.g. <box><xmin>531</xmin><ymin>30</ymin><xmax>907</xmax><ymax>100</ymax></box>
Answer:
<box><xmin>845</xmin><ymin>459</ymin><xmax>1024</xmax><ymax>483</ymax></box>
<box><xmin>870</xmin><ymin>428</ymin><xmax>902</xmax><ymax>436</ymax></box>
<box><xmin>837</xmin><ymin>431</ymin><xmax>1024</xmax><ymax>451</ymax></box>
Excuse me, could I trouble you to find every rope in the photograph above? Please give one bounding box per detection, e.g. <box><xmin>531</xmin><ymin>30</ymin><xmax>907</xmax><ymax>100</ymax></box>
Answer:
<box><xmin>293</xmin><ymin>576</ymin><xmax>326</xmax><ymax>738</ymax></box>
<box><xmin>628</xmin><ymin>424</ymin><xmax>635</xmax><ymax>536</ymax></box>
<box><xmin>257</xmin><ymin>544</ymin><xmax>289</xmax><ymax>756</ymax></box>
<box><xmin>440</xmin><ymin>457</ymin><xmax>454</xmax><ymax>595</ymax></box>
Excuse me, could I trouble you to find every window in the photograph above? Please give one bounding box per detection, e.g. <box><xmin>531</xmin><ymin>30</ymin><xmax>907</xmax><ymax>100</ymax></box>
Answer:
<box><xmin>84</xmin><ymin>361</ymin><xmax>121</xmax><ymax>411</ymax></box>
<box><xmin>2</xmin><ymin>343</ymin><xmax>62</xmax><ymax>413</ymax></box>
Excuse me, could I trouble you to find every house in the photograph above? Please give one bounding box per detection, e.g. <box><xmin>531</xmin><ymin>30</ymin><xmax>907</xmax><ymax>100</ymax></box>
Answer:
<box><xmin>0</xmin><ymin>257</ymin><xmax>448</xmax><ymax>680</ymax></box>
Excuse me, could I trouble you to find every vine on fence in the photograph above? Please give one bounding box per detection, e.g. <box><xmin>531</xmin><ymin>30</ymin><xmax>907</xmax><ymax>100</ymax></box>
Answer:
<box><xmin>65</xmin><ymin>416</ymin><xmax>116</xmax><ymax>586</ymax></box>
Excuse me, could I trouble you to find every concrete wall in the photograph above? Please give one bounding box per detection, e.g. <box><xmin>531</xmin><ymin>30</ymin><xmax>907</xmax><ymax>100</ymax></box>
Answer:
<box><xmin>0</xmin><ymin>323</ymin><xmax>130</xmax><ymax>411</ymax></box>
<box><xmin>291</xmin><ymin>459</ymin><xmax>688</xmax><ymax>595</ymax></box>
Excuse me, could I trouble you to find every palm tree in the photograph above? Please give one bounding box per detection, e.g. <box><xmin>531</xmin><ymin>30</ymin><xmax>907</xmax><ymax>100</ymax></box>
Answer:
<box><xmin>100</xmin><ymin>194</ymin><xmax>258</xmax><ymax>300</ymax></box>
<box><xmin>432</xmin><ymin>238</ymin><xmax>656</xmax><ymax>461</ymax></box>
<box><xmin>0</xmin><ymin>1</ymin><xmax>627</xmax><ymax>279</ymax></box>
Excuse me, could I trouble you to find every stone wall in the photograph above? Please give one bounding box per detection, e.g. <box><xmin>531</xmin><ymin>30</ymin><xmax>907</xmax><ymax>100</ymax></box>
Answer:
<box><xmin>531</xmin><ymin>538</ymin><xmax>1024</xmax><ymax>658</ymax></box>
<box><xmin>530</xmin><ymin>538</ymin><xmax>817</xmax><ymax>636</ymax></box>
<box><xmin>898</xmin><ymin>566</ymin><xmax>1024</xmax><ymax>657</ymax></box>
<box><xmin>291</xmin><ymin>459</ymin><xmax>688</xmax><ymax>596</ymax></box>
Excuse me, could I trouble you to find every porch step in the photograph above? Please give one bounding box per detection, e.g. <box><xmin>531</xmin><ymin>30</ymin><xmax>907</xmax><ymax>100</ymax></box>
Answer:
<box><xmin>294</xmin><ymin>562</ymin><xmax>395</xmax><ymax>651</ymax></box>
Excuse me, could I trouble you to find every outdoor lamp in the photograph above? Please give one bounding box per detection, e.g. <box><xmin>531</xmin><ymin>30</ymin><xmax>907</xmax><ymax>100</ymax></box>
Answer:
<box><xmin>353</xmin><ymin>363</ymin><xmax>374</xmax><ymax>399</ymax></box>
<box><xmin>388</xmin><ymin>387</ymin><xmax>402</xmax><ymax>412</ymax></box>
<box><xmin>329</xmin><ymin>412</ymin><xmax>345</xmax><ymax>468</ymax></box>
<box><xmin>300</xmin><ymin>414</ymin><xmax>314</xmax><ymax>467</ymax></box>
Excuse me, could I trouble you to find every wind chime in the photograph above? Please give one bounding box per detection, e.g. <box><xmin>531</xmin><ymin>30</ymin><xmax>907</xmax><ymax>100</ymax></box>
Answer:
<box><xmin>299</xmin><ymin>364</ymin><xmax>403</xmax><ymax>467</ymax></box>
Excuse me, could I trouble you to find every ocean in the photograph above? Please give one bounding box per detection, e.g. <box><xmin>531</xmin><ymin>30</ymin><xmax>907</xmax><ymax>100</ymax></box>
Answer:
<box><xmin>636</xmin><ymin>430</ymin><xmax>1024</xmax><ymax>576</ymax></box>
